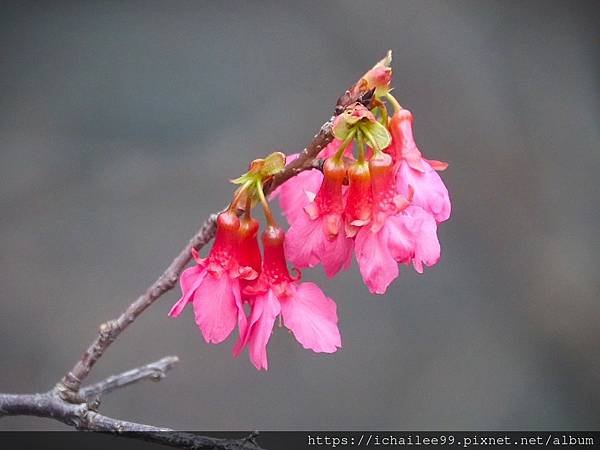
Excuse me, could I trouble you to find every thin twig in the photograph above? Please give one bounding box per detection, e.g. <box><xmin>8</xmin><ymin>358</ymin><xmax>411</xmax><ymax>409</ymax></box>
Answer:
<box><xmin>57</xmin><ymin>214</ymin><xmax>219</xmax><ymax>402</ymax></box>
<box><xmin>80</xmin><ymin>356</ymin><xmax>179</xmax><ymax>400</ymax></box>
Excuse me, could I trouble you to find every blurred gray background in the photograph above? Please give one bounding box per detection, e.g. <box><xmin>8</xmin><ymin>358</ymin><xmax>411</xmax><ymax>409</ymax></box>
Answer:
<box><xmin>1</xmin><ymin>0</ymin><xmax>598</xmax><ymax>431</ymax></box>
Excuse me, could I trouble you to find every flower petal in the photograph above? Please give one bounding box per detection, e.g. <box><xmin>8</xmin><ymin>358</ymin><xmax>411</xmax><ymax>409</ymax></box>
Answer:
<box><xmin>245</xmin><ymin>290</ymin><xmax>281</xmax><ymax>370</ymax></box>
<box><xmin>385</xmin><ymin>215</ymin><xmax>415</xmax><ymax>265</ymax></box>
<box><xmin>192</xmin><ymin>273</ymin><xmax>240</xmax><ymax>344</ymax></box>
<box><xmin>168</xmin><ymin>265</ymin><xmax>207</xmax><ymax>317</ymax></box>
<box><xmin>284</xmin><ymin>213</ymin><xmax>325</xmax><ymax>269</ymax></box>
<box><xmin>281</xmin><ymin>282</ymin><xmax>341</xmax><ymax>353</ymax></box>
<box><xmin>270</xmin><ymin>154</ymin><xmax>323</xmax><ymax>223</ymax></box>
<box><xmin>320</xmin><ymin>229</ymin><xmax>354</xmax><ymax>277</ymax></box>
<box><xmin>231</xmin><ymin>282</ymin><xmax>248</xmax><ymax>357</ymax></box>
<box><xmin>354</xmin><ymin>225</ymin><xmax>399</xmax><ymax>295</ymax></box>
<box><xmin>397</xmin><ymin>160</ymin><xmax>451</xmax><ymax>223</ymax></box>
<box><xmin>386</xmin><ymin>206</ymin><xmax>441</xmax><ymax>273</ymax></box>
<box><xmin>425</xmin><ymin>158</ymin><xmax>448</xmax><ymax>171</ymax></box>
<box><xmin>407</xmin><ymin>206</ymin><xmax>441</xmax><ymax>273</ymax></box>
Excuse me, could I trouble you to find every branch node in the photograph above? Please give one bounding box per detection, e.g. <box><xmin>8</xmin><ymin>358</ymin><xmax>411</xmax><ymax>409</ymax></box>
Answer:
<box><xmin>55</xmin><ymin>379</ymin><xmax>85</xmax><ymax>404</ymax></box>
<box><xmin>99</xmin><ymin>319</ymin><xmax>119</xmax><ymax>337</ymax></box>
<box><xmin>86</xmin><ymin>395</ymin><xmax>101</xmax><ymax>412</ymax></box>
<box><xmin>166</xmin><ymin>273</ymin><xmax>179</xmax><ymax>287</ymax></box>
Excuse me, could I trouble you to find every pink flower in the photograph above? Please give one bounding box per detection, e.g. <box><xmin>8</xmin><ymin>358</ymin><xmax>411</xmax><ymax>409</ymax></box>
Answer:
<box><xmin>236</xmin><ymin>226</ymin><xmax>341</xmax><ymax>370</ymax></box>
<box><xmin>389</xmin><ymin>109</ymin><xmax>451</xmax><ymax>223</ymax></box>
<box><xmin>270</xmin><ymin>106</ymin><xmax>448</xmax><ymax>296</ymax></box>
<box><xmin>354</xmin><ymin>152</ymin><xmax>440</xmax><ymax>294</ymax></box>
<box><xmin>353</xmin><ymin>152</ymin><xmax>407</xmax><ymax>294</ymax></box>
<box><xmin>355</xmin><ymin>205</ymin><xmax>441</xmax><ymax>294</ymax></box>
<box><xmin>168</xmin><ymin>211</ymin><xmax>258</xmax><ymax>345</ymax></box>
<box><xmin>284</xmin><ymin>157</ymin><xmax>353</xmax><ymax>277</ymax></box>
<box><xmin>394</xmin><ymin>206</ymin><xmax>441</xmax><ymax>274</ymax></box>
<box><xmin>271</xmin><ymin>139</ymin><xmax>352</xmax><ymax>223</ymax></box>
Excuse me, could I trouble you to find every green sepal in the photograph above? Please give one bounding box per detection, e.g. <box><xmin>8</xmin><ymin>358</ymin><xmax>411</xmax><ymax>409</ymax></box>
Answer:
<box><xmin>231</xmin><ymin>151</ymin><xmax>286</xmax><ymax>185</ymax></box>
<box><xmin>359</xmin><ymin>120</ymin><xmax>391</xmax><ymax>151</ymax></box>
<box><xmin>333</xmin><ymin>104</ymin><xmax>376</xmax><ymax>142</ymax></box>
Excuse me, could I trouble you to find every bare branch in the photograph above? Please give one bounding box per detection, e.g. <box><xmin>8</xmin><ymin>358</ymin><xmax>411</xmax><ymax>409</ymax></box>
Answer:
<box><xmin>0</xmin><ymin>390</ymin><xmax>264</xmax><ymax>450</ymax></box>
<box><xmin>80</xmin><ymin>356</ymin><xmax>179</xmax><ymax>400</ymax></box>
<box><xmin>58</xmin><ymin>214</ymin><xmax>219</xmax><ymax>401</ymax></box>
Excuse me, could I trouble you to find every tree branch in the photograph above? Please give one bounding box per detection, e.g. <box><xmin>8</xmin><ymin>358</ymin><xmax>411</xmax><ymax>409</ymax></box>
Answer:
<box><xmin>0</xmin><ymin>53</ymin><xmax>387</xmax><ymax>447</ymax></box>
<box><xmin>57</xmin><ymin>213</ymin><xmax>220</xmax><ymax>402</ymax></box>
<box><xmin>57</xmin><ymin>59</ymin><xmax>376</xmax><ymax>401</ymax></box>
<box><xmin>0</xmin><ymin>388</ymin><xmax>263</xmax><ymax>450</ymax></box>
<box><xmin>80</xmin><ymin>356</ymin><xmax>179</xmax><ymax>400</ymax></box>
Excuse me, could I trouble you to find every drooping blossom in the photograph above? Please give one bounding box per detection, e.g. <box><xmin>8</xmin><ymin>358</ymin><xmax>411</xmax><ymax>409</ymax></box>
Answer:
<box><xmin>353</xmin><ymin>152</ymin><xmax>408</xmax><ymax>294</ymax></box>
<box><xmin>277</xmin><ymin>103</ymin><xmax>392</xmax><ymax>277</ymax></box>
<box><xmin>272</xmin><ymin>104</ymin><xmax>374</xmax><ymax>222</ymax></box>
<box><xmin>168</xmin><ymin>211</ymin><xmax>258</xmax><ymax>345</ymax></box>
<box><xmin>284</xmin><ymin>157</ymin><xmax>353</xmax><ymax>277</ymax></box>
<box><xmin>354</xmin><ymin>152</ymin><xmax>441</xmax><ymax>294</ymax></box>
<box><xmin>235</xmin><ymin>226</ymin><xmax>341</xmax><ymax>370</ymax></box>
<box><xmin>388</xmin><ymin>109</ymin><xmax>451</xmax><ymax>223</ymax></box>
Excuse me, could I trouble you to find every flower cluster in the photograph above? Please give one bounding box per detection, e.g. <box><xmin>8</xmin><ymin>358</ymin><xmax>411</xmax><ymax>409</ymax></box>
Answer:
<box><xmin>169</xmin><ymin>52</ymin><xmax>451</xmax><ymax>369</ymax></box>
<box><xmin>274</xmin><ymin>60</ymin><xmax>451</xmax><ymax>294</ymax></box>
<box><xmin>169</xmin><ymin>153</ymin><xmax>341</xmax><ymax>370</ymax></box>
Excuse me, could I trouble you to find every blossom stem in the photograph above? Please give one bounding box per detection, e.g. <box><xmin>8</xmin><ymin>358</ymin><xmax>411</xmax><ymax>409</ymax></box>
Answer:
<box><xmin>229</xmin><ymin>181</ymin><xmax>252</xmax><ymax>212</ymax></box>
<box><xmin>356</xmin><ymin>130</ymin><xmax>366</xmax><ymax>164</ymax></box>
<box><xmin>372</xmin><ymin>98</ymin><xmax>389</xmax><ymax>127</ymax></box>
<box><xmin>360</xmin><ymin>125</ymin><xmax>383</xmax><ymax>156</ymax></box>
<box><xmin>243</xmin><ymin>195</ymin><xmax>253</xmax><ymax>219</ymax></box>
<box><xmin>332</xmin><ymin>128</ymin><xmax>356</xmax><ymax>164</ymax></box>
<box><xmin>256</xmin><ymin>180</ymin><xmax>276</xmax><ymax>228</ymax></box>
<box><xmin>385</xmin><ymin>92</ymin><xmax>403</xmax><ymax>114</ymax></box>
